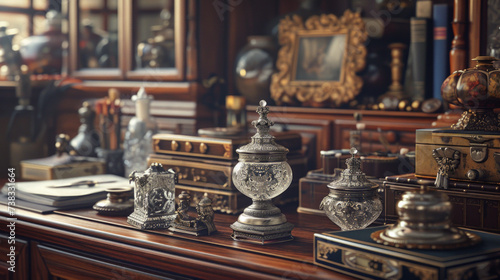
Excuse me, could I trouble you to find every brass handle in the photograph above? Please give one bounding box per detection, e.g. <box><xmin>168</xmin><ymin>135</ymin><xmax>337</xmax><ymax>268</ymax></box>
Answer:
<box><xmin>171</xmin><ymin>140</ymin><xmax>179</xmax><ymax>151</ymax></box>
<box><xmin>185</xmin><ymin>142</ymin><xmax>193</xmax><ymax>152</ymax></box>
<box><xmin>200</xmin><ymin>143</ymin><xmax>208</xmax><ymax>154</ymax></box>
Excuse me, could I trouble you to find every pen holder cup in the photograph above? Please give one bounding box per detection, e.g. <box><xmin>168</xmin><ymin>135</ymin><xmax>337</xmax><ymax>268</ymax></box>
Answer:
<box><xmin>96</xmin><ymin>148</ymin><xmax>125</xmax><ymax>177</ymax></box>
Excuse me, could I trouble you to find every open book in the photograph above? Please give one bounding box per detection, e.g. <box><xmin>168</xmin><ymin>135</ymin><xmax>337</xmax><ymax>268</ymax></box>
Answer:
<box><xmin>2</xmin><ymin>174</ymin><xmax>130</xmax><ymax>207</ymax></box>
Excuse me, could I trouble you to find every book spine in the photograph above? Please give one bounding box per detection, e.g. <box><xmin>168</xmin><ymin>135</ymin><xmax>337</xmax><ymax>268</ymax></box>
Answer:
<box><xmin>433</xmin><ymin>4</ymin><xmax>450</xmax><ymax>100</ymax></box>
<box><xmin>410</xmin><ymin>17</ymin><xmax>430</xmax><ymax>101</ymax></box>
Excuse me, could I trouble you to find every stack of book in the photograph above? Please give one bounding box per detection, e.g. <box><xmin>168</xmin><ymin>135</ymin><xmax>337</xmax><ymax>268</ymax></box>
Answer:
<box><xmin>149</xmin><ymin>132</ymin><xmax>307</xmax><ymax>214</ymax></box>
<box><xmin>2</xmin><ymin>174</ymin><xmax>129</xmax><ymax>210</ymax></box>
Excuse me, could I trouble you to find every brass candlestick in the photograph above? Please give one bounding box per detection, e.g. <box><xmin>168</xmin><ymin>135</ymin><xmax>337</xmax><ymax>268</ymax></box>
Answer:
<box><xmin>387</xmin><ymin>43</ymin><xmax>406</xmax><ymax>96</ymax></box>
<box><xmin>378</xmin><ymin>43</ymin><xmax>406</xmax><ymax>110</ymax></box>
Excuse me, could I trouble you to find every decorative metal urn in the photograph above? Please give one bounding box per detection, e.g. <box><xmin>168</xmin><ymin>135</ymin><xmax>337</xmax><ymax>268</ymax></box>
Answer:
<box><xmin>320</xmin><ymin>148</ymin><xmax>382</xmax><ymax>231</ymax></box>
<box><xmin>127</xmin><ymin>163</ymin><xmax>177</xmax><ymax>230</ymax></box>
<box><xmin>441</xmin><ymin>56</ymin><xmax>500</xmax><ymax>131</ymax></box>
<box><xmin>231</xmin><ymin>100</ymin><xmax>294</xmax><ymax>244</ymax></box>
<box><xmin>371</xmin><ymin>184</ymin><xmax>481</xmax><ymax>250</ymax></box>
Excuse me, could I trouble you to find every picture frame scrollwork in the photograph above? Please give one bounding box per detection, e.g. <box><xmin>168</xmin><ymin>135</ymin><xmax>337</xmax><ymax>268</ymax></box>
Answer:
<box><xmin>270</xmin><ymin>10</ymin><xmax>367</xmax><ymax>107</ymax></box>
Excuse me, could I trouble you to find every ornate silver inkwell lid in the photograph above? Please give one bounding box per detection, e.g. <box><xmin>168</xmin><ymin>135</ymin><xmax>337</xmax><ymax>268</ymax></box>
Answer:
<box><xmin>327</xmin><ymin>148</ymin><xmax>378</xmax><ymax>191</ymax></box>
<box><xmin>236</xmin><ymin>100</ymin><xmax>289</xmax><ymax>162</ymax></box>
<box><xmin>371</xmin><ymin>183</ymin><xmax>481</xmax><ymax>250</ymax></box>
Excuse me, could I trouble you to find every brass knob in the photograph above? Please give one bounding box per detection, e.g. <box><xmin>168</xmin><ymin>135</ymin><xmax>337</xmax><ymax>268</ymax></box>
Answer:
<box><xmin>171</xmin><ymin>140</ymin><xmax>179</xmax><ymax>151</ymax></box>
<box><xmin>200</xmin><ymin>143</ymin><xmax>208</xmax><ymax>154</ymax></box>
<box><xmin>185</xmin><ymin>142</ymin><xmax>193</xmax><ymax>152</ymax></box>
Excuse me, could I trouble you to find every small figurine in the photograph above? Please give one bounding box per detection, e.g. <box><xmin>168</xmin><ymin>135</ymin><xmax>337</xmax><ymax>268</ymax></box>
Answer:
<box><xmin>169</xmin><ymin>191</ymin><xmax>217</xmax><ymax>236</ymax></box>
<box><xmin>196</xmin><ymin>193</ymin><xmax>217</xmax><ymax>235</ymax></box>
<box><xmin>55</xmin><ymin>134</ymin><xmax>75</xmax><ymax>156</ymax></box>
<box><xmin>70</xmin><ymin>102</ymin><xmax>100</xmax><ymax>157</ymax></box>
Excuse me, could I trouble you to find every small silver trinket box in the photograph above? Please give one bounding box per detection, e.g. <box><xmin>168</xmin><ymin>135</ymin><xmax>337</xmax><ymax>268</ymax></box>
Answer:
<box><xmin>127</xmin><ymin>163</ymin><xmax>177</xmax><ymax>230</ymax></box>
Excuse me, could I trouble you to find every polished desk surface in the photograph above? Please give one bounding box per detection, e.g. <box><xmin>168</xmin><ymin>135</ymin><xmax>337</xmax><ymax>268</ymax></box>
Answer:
<box><xmin>0</xmin><ymin>203</ymin><xmax>356</xmax><ymax>279</ymax></box>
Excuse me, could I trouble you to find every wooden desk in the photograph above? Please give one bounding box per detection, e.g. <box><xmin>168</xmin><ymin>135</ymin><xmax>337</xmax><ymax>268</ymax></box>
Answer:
<box><xmin>0</xmin><ymin>204</ymin><xmax>355</xmax><ymax>279</ymax></box>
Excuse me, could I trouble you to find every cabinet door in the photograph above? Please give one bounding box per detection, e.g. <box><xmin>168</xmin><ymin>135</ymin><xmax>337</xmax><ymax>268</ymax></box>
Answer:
<box><xmin>124</xmin><ymin>0</ymin><xmax>186</xmax><ymax>80</ymax></box>
<box><xmin>69</xmin><ymin>0</ymin><xmax>123</xmax><ymax>79</ymax></box>
<box><xmin>0</xmin><ymin>234</ymin><xmax>29</xmax><ymax>280</ymax></box>
<box><xmin>31</xmin><ymin>242</ymin><xmax>188</xmax><ymax>280</ymax></box>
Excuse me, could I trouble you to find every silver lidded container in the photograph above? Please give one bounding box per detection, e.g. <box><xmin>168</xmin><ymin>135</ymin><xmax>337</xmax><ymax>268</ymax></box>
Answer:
<box><xmin>127</xmin><ymin>162</ymin><xmax>177</xmax><ymax>230</ymax></box>
<box><xmin>320</xmin><ymin>148</ymin><xmax>382</xmax><ymax>231</ymax></box>
<box><xmin>231</xmin><ymin>100</ymin><xmax>294</xmax><ymax>244</ymax></box>
<box><xmin>372</xmin><ymin>184</ymin><xmax>481</xmax><ymax>250</ymax></box>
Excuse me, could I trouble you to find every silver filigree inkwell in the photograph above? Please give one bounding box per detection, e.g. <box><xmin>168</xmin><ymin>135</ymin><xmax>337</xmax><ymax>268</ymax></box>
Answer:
<box><xmin>231</xmin><ymin>100</ymin><xmax>294</xmax><ymax>244</ymax></box>
<box><xmin>320</xmin><ymin>148</ymin><xmax>382</xmax><ymax>231</ymax></box>
<box><xmin>127</xmin><ymin>162</ymin><xmax>177</xmax><ymax>230</ymax></box>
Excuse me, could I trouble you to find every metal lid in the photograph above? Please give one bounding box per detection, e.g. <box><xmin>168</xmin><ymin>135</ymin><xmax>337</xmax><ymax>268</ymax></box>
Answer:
<box><xmin>327</xmin><ymin>148</ymin><xmax>377</xmax><ymax>190</ymax></box>
<box><xmin>236</xmin><ymin>100</ymin><xmax>288</xmax><ymax>162</ymax></box>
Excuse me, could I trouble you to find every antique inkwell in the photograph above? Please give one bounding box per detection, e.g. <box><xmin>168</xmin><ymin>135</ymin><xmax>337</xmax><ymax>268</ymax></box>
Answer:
<box><xmin>230</xmin><ymin>100</ymin><xmax>294</xmax><ymax>244</ymax></box>
<box><xmin>169</xmin><ymin>191</ymin><xmax>217</xmax><ymax>236</ymax></box>
<box><xmin>93</xmin><ymin>187</ymin><xmax>134</xmax><ymax>216</ymax></box>
<box><xmin>371</xmin><ymin>182</ymin><xmax>481</xmax><ymax>250</ymax></box>
<box><xmin>320</xmin><ymin>148</ymin><xmax>382</xmax><ymax>231</ymax></box>
<box><xmin>127</xmin><ymin>163</ymin><xmax>177</xmax><ymax>230</ymax></box>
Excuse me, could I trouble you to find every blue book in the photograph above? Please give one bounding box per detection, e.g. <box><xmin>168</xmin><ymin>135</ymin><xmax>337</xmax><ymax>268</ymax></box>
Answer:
<box><xmin>433</xmin><ymin>4</ymin><xmax>451</xmax><ymax>100</ymax></box>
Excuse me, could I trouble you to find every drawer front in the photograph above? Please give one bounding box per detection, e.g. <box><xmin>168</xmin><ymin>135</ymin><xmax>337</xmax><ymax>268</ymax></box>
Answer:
<box><xmin>0</xmin><ymin>234</ymin><xmax>29</xmax><ymax>280</ymax></box>
<box><xmin>32</xmin><ymin>243</ymin><xmax>188</xmax><ymax>280</ymax></box>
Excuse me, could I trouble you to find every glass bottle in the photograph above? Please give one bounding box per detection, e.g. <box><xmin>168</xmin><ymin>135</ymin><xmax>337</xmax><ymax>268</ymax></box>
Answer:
<box><xmin>123</xmin><ymin>87</ymin><xmax>157</xmax><ymax>176</ymax></box>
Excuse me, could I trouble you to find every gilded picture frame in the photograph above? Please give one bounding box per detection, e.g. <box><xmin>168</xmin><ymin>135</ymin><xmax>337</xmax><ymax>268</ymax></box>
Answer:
<box><xmin>270</xmin><ymin>11</ymin><xmax>367</xmax><ymax>107</ymax></box>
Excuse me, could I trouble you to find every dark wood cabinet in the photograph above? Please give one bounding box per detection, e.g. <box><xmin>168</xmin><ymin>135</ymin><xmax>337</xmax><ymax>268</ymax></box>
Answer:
<box><xmin>0</xmin><ymin>206</ymin><xmax>354</xmax><ymax>280</ymax></box>
<box><xmin>0</xmin><ymin>234</ymin><xmax>29</xmax><ymax>280</ymax></box>
<box><xmin>31</xmin><ymin>242</ymin><xmax>185</xmax><ymax>280</ymax></box>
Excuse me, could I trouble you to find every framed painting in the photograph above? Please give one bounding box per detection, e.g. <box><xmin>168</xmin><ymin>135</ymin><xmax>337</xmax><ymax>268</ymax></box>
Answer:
<box><xmin>270</xmin><ymin>11</ymin><xmax>367</xmax><ymax>107</ymax></box>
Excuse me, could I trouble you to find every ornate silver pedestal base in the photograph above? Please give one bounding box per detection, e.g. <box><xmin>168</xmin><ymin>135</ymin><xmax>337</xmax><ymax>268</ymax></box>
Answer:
<box><xmin>127</xmin><ymin>211</ymin><xmax>176</xmax><ymax>230</ymax></box>
<box><xmin>230</xmin><ymin>200</ymin><xmax>294</xmax><ymax>244</ymax></box>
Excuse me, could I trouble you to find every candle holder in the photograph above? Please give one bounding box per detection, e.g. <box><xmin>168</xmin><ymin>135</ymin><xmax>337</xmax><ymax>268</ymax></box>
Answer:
<box><xmin>230</xmin><ymin>100</ymin><xmax>294</xmax><ymax>244</ymax></box>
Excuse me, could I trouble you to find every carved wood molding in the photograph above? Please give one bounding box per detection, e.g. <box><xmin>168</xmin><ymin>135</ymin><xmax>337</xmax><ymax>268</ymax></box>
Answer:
<box><xmin>270</xmin><ymin>10</ymin><xmax>367</xmax><ymax>107</ymax></box>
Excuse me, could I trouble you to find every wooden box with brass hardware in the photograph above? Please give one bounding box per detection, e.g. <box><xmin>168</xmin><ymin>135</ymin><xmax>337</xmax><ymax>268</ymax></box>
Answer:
<box><xmin>152</xmin><ymin>132</ymin><xmax>302</xmax><ymax>160</ymax></box>
<box><xmin>415</xmin><ymin>129</ymin><xmax>500</xmax><ymax>184</ymax></box>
